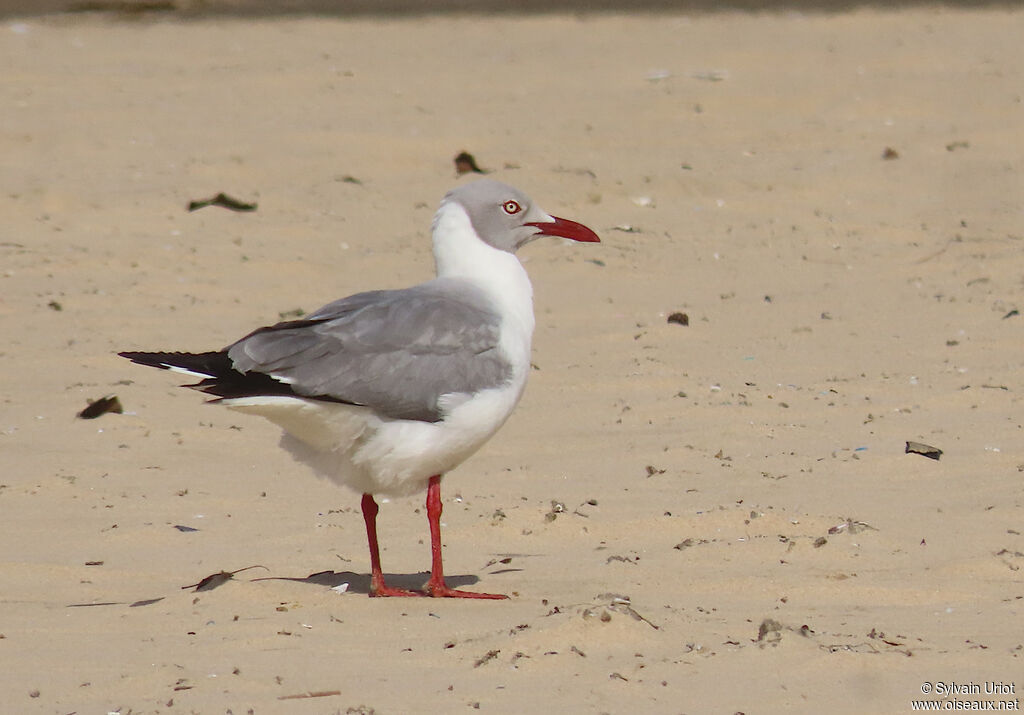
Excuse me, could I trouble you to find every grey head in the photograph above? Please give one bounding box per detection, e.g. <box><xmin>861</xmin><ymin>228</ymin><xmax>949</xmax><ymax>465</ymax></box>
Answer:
<box><xmin>443</xmin><ymin>179</ymin><xmax>600</xmax><ymax>253</ymax></box>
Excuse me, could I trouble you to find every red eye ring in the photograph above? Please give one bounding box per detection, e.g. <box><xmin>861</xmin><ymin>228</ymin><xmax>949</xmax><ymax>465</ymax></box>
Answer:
<box><xmin>502</xmin><ymin>200</ymin><xmax>522</xmax><ymax>215</ymax></box>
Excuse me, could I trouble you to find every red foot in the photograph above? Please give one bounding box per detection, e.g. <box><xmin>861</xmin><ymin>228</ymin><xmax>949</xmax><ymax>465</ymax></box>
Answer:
<box><xmin>426</xmin><ymin>579</ymin><xmax>508</xmax><ymax>599</ymax></box>
<box><xmin>369</xmin><ymin>584</ymin><xmax>427</xmax><ymax>598</ymax></box>
<box><xmin>368</xmin><ymin>579</ymin><xmax>507</xmax><ymax>599</ymax></box>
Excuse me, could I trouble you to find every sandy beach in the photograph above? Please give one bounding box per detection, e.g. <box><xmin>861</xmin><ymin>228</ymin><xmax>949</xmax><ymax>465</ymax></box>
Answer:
<box><xmin>1</xmin><ymin>4</ymin><xmax>1022</xmax><ymax>713</ymax></box>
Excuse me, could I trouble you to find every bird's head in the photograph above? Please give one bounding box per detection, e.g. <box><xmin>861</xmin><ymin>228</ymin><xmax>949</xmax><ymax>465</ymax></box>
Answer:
<box><xmin>442</xmin><ymin>179</ymin><xmax>600</xmax><ymax>253</ymax></box>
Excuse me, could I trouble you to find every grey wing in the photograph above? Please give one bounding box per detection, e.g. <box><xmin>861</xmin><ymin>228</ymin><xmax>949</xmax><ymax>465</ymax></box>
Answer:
<box><xmin>226</xmin><ymin>282</ymin><xmax>512</xmax><ymax>422</ymax></box>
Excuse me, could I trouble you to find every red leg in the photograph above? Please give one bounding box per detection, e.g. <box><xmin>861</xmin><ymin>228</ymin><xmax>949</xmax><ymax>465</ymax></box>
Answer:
<box><xmin>361</xmin><ymin>493</ymin><xmax>422</xmax><ymax>597</ymax></box>
<box><xmin>424</xmin><ymin>475</ymin><xmax>507</xmax><ymax>599</ymax></box>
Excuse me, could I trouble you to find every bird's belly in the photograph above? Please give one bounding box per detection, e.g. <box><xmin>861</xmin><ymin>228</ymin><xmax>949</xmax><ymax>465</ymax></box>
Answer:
<box><xmin>220</xmin><ymin>380</ymin><xmax>524</xmax><ymax>499</ymax></box>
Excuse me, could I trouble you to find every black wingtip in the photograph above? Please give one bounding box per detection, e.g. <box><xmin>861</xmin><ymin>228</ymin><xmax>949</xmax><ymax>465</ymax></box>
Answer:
<box><xmin>118</xmin><ymin>350</ymin><xmax>232</xmax><ymax>376</ymax></box>
<box><xmin>119</xmin><ymin>351</ymin><xmax>173</xmax><ymax>369</ymax></box>
<box><xmin>118</xmin><ymin>349</ymin><xmax>356</xmax><ymax>407</ymax></box>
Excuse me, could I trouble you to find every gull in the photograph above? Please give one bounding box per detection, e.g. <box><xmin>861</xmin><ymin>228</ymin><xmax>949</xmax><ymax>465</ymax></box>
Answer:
<box><xmin>120</xmin><ymin>179</ymin><xmax>599</xmax><ymax>598</ymax></box>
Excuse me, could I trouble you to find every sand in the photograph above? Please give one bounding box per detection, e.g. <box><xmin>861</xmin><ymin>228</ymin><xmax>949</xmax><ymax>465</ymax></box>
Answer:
<box><xmin>1</xmin><ymin>4</ymin><xmax>1022</xmax><ymax>714</ymax></box>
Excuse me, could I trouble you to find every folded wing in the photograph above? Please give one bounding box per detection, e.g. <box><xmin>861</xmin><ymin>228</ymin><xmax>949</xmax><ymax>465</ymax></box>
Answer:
<box><xmin>122</xmin><ymin>279</ymin><xmax>513</xmax><ymax>423</ymax></box>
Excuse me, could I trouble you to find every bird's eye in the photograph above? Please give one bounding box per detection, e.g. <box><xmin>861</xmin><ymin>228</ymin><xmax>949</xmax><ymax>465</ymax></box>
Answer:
<box><xmin>502</xmin><ymin>200</ymin><xmax>522</xmax><ymax>215</ymax></box>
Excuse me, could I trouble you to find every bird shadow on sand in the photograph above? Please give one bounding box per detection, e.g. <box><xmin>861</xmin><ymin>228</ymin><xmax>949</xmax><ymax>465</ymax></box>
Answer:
<box><xmin>64</xmin><ymin>566</ymin><xmax>522</xmax><ymax>608</ymax></box>
<box><xmin>252</xmin><ymin>569</ymin><xmax>487</xmax><ymax>595</ymax></box>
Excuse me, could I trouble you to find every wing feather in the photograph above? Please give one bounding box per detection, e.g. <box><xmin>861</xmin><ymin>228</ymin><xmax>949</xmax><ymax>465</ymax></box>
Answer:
<box><xmin>223</xmin><ymin>279</ymin><xmax>512</xmax><ymax>422</ymax></box>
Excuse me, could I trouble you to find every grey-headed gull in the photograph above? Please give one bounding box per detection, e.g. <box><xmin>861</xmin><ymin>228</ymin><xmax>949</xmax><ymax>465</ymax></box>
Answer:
<box><xmin>120</xmin><ymin>179</ymin><xmax>599</xmax><ymax>598</ymax></box>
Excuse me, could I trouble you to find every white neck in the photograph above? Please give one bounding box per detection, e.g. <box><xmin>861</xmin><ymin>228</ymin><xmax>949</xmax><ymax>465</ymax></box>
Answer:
<box><xmin>431</xmin><ymin>200</ymin><xmax>536</xmax><ymax>359</ymax></box>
